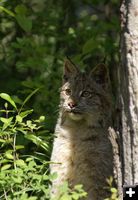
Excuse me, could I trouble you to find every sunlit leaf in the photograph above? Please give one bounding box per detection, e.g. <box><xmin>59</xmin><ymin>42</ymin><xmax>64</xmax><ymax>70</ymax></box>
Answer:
<box><xmin>25</xmin><ymin>134</ymin><xmax>49</xmax><ymax>151</ymax></box>
<box><xmin>15</xmin><ymin>145</ymin><xmax>24</xmax><ymax>150</ymax></box>
<box><xmin>15</xmin><ymin>159</ymin><xmax>26</xmax><ymax>167</ymax></box>
<box><xmin>110</xmin><ymin>187</ymin><xmax>117</xmax><ymax>193</ymax></box>
<box><xmin>20</xmin><ymin>109</ymin><xmax>33</xmax><ymax>118</ymax></box>
<box><xmin>16</xmin><ymin>115</ymin><xmax>23</xmax><ymax>123</ymax></box>
<box><xmin>0</xmin><ymin>138</ymin><xmax>5</xmax><ymax>143</ymax></box>
<box><xmin>0</xmin><ymin>93</ymin><xmax>17</xmax><ymax>109</ymax></box>
<box><xmin>12</xmin><ymin>176</ymin><xmax>22</xmax><ymax>184</ymax></box>
<box><xmin>0</xmin><ymin>117</ymin><xmax>13</xmax><ymax>130</ymax></box>
<box><xmin>5</xmin><ymin>152</ymin><xmax>14</xmax><ymax>160</ymax></box>
<box><xmin>1</xmin><ymin>164</ymin><xmax>11</xmax><ymax>171</ymax></box>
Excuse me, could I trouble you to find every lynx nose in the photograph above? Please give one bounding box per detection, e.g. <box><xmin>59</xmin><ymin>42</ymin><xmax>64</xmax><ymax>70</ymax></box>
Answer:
<box><xmin>68</xmin><ymin>101</ymin><xmax>76</xmax><ymax>109</ymax></box>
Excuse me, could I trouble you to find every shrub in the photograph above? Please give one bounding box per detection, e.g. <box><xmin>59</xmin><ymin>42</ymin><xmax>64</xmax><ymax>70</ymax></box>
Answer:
<box><xmin>0</xmin><ymin>93</ymin><xmax>87</xmax><ymax>200</ymax></box>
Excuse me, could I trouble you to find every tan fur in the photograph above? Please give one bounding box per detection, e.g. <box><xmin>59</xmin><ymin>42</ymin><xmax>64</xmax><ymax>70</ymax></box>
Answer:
<box><xmin>50</xmin><ymin>60</ymin><xmax>114</xmax><ymax>200</ymax></box>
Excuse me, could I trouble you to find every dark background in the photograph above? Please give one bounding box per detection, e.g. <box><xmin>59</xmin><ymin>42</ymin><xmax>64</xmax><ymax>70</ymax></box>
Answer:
<box><xmin>0</xmin><ymin>0</ymin><xmax>119</xmax><ymax>132</ymax></box>
<box><xmin>0</xmin><ymin>0</ymin><xmax>120</xmax><ymax>198</ymax></box>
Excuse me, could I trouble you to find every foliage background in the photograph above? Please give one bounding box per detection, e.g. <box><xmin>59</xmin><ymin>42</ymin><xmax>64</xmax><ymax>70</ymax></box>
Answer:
<box><xmin>0</xmin><ymin>0</ymin><xmax>119</xmax><ymax>131</ymax></box>
<box><xmin>0</xmin><ymin>0</ymin><xmax>119</xmax><ymax>199</ymax></box>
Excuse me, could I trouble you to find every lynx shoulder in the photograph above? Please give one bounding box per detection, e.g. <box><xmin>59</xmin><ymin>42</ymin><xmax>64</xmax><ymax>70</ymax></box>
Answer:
<box><xmin>50</xmin><ymin>59</ymin><xmax>114</xmax><ymax>200</ymax></box>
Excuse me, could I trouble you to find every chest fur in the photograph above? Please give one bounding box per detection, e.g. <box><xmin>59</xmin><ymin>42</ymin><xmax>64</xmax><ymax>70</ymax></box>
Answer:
<box><xmin>51</xmin><ymin>124</ymin><xmax>113</xmax><ymax>183</ymax></box>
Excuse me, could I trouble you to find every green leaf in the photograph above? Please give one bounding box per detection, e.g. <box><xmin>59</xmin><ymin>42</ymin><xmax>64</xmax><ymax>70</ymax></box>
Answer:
<box><xmin>111</xmin><ymin>193</ymin><xmax>117</xmax><ymax>199</ymax></box>
<box><xmin>74</xmin><ymin>185</ymin><xmax>83</xmax><ymax>190</ymax></box>
<box><xmin>0</xmin><ymin>159</ymin><xmax>11</xmax><ymax>164</ymax></box>
<box><xmin>15</xmin><ymin>4</ymin><xmax>27</xmax><ymax>15</ymax></box>
<box><xmin>26</xmin><ymin>157</ymin><xmax>34</xmax><ymax>162</ymax></box>
<box><xmin>25</xmin><ymin>134</ymin><xmax>48</xmax><ymax>151</ymax></box>
<box><xmin>25</xmin><ymin>134</ymin><xmax>40</xmax><ymax>144</ymax></box>
<box><xmin>4</xmin><ymin>102</ymin><xmax>8</xmax><ymax>109</ymax></box>
<box><xmin>12</xmin><ymin>176</ymin><xmax>22</xmax><ymax>184</ymax></box>
<box><xmin>5</xmin><ymin>152</ymin><xmax>14</xmax><ymax>160</ymax></box>
<box><xmin>16</xmin><ymin>115</ymin><xmax>23</xmax><ymax>123</ymax></box>
<box><xmin>16</xmin><ymin>14</ymin><xmax>32</xmax><ymax>32</ymax></box>
<box><xmin>60</xmin><ymin>194</ymin><xmax>71</xmax><ymax>200</ymax></box>
<box><xmin>26</xmin><ymin>120</ymin><xmax>37</xmax><ymax>129</ymax></box>
<box><xmin>0</xmin><ymin>117</ymin><xmax>13</xmax><ymax>130</ymax></box>
<box><xmin>27</xmin><ymin>197</ymin><xmax>37</xmax><ymax>200</ymax></box>
<box><xmin>72</xmin><ymin>193</ymin><xmax>80</xmax><ymax>200</ymax></box>
<box><xmin>39</xmin><ymin>115</ymin><xmax>45</xmax><ymax>122</ymax></box>
<box><xmin>19</xmin><ymin>88</ymin><xmax>39</xmax><ymax>112</ymax></box>
<box><xmin>0</xmin><ymin>93</ymin><xmax>17</xmax><ymax>109</ymax></box>
<box><xmin>28</xmin><ymin>160</ymin><xmax>36</xmax><ymax>168</ymax></box>
<box><xmin>15</xmin><ymin>145</ymin><xmax>24</xmax><ymax>150</ymax></box>
<box><xmin>15</xmin><ymin>159</ymin><xmax>26</xmax><ymax>167</ymax></box>
<box><xmin>0</xmin><ymin>6</ymin><xmax>15</xmax><ymax>17</ymax></box>
<box><xmin>42</xmin><ymin>175</ymin><xmax>49</xmax><ymax>180</ymax></box>
<box><xmin>0</xmin><ymin>138</ymin><xmax>5</xmax><ymax>143</ymax></box>
<box><xmin>20</xmin><ymin>109</ymin><xmax>33</xmax><ymax>118</ymax></box>
<box><xmin>110</xmin><ymin>187</ymin><xmax>117</xmax><ymax>193</ymax></box>
<box><xmin>106</xmin><ymin>176</ymin><xmax>113</xmax><ymax>186</ymax></box>
<box><xmin>20</xmin><ymin>193</ymin><xmax>28</xmax><ymax>199</ymax></box>
<box><xmin>1</xmin><ymin>164</ymin><xmax>11</xmax><ymax>171</ymax></box>
<box><xmin>82</xmin><ymin>38</ymin><xmax>98</xmax><ymax>54</ymax></box>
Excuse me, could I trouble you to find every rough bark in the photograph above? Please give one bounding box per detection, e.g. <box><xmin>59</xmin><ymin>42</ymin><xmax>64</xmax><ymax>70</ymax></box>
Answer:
<box><xmin>108</xmin><ymin>127</ymin><xmax>123</xmax><ymax>198</ymax></box>
<box><xmin>118</xmin><ymin>0</ymin><xmax>138</xmax><ymax>193</ymax></box>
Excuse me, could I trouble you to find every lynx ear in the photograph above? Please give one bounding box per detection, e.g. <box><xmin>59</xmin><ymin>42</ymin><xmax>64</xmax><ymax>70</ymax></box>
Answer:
<box><xmin>63</xmin><ymin>59</ymin><xmax>79</xmax><ymax>81</ymax></box>
<box><xmin>90</xmin><ymin>63</ymin><xmax>109</xmax><ymax>88</ymax></box>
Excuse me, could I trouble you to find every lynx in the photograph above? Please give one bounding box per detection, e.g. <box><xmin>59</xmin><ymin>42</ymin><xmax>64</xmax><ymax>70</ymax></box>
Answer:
<box><xmin>50</xmin><ymin>59</ymin><xmax>114</xmax><ymax>200</ymax></box>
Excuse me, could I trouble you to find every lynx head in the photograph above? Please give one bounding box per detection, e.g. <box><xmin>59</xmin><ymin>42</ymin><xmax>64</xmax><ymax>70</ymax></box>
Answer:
<box><xmin>60</xmin><ymin>59</ymin><xmax>111</xmax><ymax>123</ymax></box>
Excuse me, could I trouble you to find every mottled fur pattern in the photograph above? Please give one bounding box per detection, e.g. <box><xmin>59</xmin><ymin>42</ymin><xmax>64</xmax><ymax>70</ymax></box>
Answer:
<box><xmin>50</xmin><ymin>59</ymin><xmax>114</xmax><ymax>200</ymax></box>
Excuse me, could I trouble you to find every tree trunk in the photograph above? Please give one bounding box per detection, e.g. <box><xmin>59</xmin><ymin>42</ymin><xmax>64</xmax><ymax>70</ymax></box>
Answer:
<box><xmin>116</xmin><ymin>0</ymin><xmax>138</xmax><ymax>198</ymax></box>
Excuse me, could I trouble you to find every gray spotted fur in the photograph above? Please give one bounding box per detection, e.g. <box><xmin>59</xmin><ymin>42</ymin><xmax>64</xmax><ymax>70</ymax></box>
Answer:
<box><xmin>50</xmin><ymin>59</ymin><xmax>114</xmax><ymax>200</ymax></box>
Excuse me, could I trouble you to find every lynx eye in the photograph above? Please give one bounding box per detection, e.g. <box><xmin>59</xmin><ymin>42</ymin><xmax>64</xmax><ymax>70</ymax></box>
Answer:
<box><xmin>81</xmin><ymin>91</ymin><xmax>91</xmax><ymax>98</ymax></box>
<box><xmin>65</xmin><ymin>88</ymin><xmax>71</xmax><ymax>95</ymax></box>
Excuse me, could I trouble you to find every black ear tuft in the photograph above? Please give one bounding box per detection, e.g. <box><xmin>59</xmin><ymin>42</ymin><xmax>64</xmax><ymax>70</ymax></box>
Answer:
<box><xmin>90</xmin><ymin>63</ymin><xmax>109</xmax><ymax>88</ymax></box>
<box><xmin>63</xmin><ymin>74</ymin><xmax>68</xmax><ymax>82</ymax></box>
<box><xmin>63</xmin><ymin>59</ymin><xmax>79</xmax><ymax>82</ymax></box>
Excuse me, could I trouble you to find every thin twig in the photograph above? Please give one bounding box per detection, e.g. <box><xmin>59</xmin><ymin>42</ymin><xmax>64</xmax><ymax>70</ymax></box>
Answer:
<box><xmin>3</xmin><ymin>189</ymin><xmax>8</xmax><ymax>200</ymax></box>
